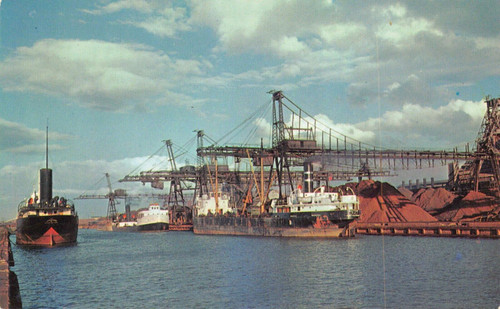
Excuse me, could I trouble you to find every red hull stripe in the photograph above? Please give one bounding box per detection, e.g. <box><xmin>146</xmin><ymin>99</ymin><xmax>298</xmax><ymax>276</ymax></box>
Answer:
<box><xmin>18</xmin><ymin>227</ymin><xmax>68</xmax><ymax>246</ymax></box>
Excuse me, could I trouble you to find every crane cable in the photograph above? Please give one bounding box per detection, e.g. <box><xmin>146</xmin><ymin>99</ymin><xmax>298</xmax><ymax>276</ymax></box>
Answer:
<box><xmin>124</xmin><ymin>144</ymin><xmax>165</xmax><ymax>177</ymax></box>
<box><xmin>214</xmin><ymin>99</ymin><xmax>272</xmax><ymax>146</ymax></box>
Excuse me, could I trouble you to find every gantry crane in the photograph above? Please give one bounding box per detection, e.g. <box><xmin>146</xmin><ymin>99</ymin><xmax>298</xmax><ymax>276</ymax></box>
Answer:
<box><xmin>76</xmin><ymin>173</ymin><xmax>122</xmax><ymax>221</ymax></box>
<box><xmin>121</xmin><ymin>92</ymin><xmax>497</xmax><ymax>217</ymax></box>
<box><xmin>164</xmin><ymin>140</ymin><xmax>192</xmax><ymax>226</ymax></box>
<box><xmin>105</xmin><ymin>173</ymin><xmax>118</xmax><ymax>221</ymax></box>
<box><xmin>77</xmin><ymin>173</ymin><xmax>168</xmax><ymax>221</ymax></box>
<box><xmin>450</xmin><ymin>97</ymin><xmax>500</xmax><ymax>196</ymax></box>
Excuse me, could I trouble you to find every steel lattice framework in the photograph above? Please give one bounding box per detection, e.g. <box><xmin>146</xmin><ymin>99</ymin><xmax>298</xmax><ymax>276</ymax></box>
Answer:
<box><xmin>121</xmin><ymin>92</ymin><xmax>499</xmax><ymax>200</ymax></box>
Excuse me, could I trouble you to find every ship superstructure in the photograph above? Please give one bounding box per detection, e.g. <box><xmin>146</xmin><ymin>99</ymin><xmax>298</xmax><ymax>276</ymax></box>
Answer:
<box><xmin>137</xmin><ymin>203</ymin><xmax>169</xmax><ymax>231</ymax></box>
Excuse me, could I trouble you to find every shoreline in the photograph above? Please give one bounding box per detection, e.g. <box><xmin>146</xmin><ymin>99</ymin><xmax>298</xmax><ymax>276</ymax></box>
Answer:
<box><xmin>76</xmin><ymin>216</ymin><xmax>500</xmax><ymax>238</ymax></box>
<box><xmin>0</xmin><ymin>226</ymin><xmax>22</xmax><ymax>308</ymax></box>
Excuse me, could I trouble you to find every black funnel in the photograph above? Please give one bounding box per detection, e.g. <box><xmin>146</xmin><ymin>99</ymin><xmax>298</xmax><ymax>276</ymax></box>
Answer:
<box><xmin>125</xmin><ymin>204</ymin><xmax>131</xmax><ymax>220</ymax></box>
<box><xmin>40</xmin><ymin>168</ymin><xmax>52</xmax><ymax>204</ymax></box>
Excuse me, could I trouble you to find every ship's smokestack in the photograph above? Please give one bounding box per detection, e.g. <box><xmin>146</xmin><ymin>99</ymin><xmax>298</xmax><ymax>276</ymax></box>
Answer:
<box><xmin>125</xmin><ymin>204</ymin><xmax>131</xmax><ymax>220</ymax></box>
<box><xmin>303</xmin><ymin>162</ymin><xmax>313</xmax><ymax>193</ymax></box>
<box><xmin>40</xmin><ymin>168</ymin><xmax>52</xmax><ymax>204</ymax></box>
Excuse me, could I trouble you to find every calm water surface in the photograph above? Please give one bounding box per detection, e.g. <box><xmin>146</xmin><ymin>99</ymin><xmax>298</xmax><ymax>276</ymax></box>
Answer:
<box><xmin>11</xmin><ymin>229</ymin><xmax>500</xmax><ymax>308</ymax></box>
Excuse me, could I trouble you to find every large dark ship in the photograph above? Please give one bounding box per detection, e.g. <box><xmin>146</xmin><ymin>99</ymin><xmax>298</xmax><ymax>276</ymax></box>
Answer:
<box><xmin>16</xmin><ymin>127</ymin><xmax>78</xmax><ymax>246</ymax></box>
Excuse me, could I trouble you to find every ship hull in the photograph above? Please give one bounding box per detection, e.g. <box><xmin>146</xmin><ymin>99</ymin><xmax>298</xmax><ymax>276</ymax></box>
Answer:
<box><xmin>137</xmin><ymin>222</ymin><xmax>169</xmax><ymax>232</ymax></box>
<box><xmin>111</xmin><ymin>222</ymin><xmax>138</xmax><ymax>232</ymax></box>
<box><xmin>112</xmin><ymin>225</ymin><xmax>139</xmax><ymax>232</ymax></box>
<box><xmin>16</xmin><ymin>215</ymin><xmax>78</xmax><ymax>246</ymax></box>
<box><xmin>193</xmin><ymin>216</ymin><xmax>355</xmax><ymax>237</ymax></box>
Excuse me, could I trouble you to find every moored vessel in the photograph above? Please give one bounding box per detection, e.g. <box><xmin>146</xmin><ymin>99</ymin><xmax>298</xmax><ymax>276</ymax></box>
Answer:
<box><xmin>110</xmin><ymin>205</ymin><xmax>138</xmax><ymax>232</ymax></box>
<box><xmin>193</xmin><ymin>162</ymin><xmax>360</xmax><ymax>237</ymax></box>
<box><xmin>193</xmin><ymin>186</ymin><xmax>359</xmax><ymax>237</ymax></box>
<box><xmin>16</xmin><ymin>127</ymin><xmax>78</xmax><ymax>246</ymax></box>
<box><xmin>111</xmin><ymin>220</ymin><xmax>138</xmax><ymax>232</ymax></box>
<box><xmin>137</xmin><ymin>203</ymin><xmax>169</xmax><ymax>231</ymax></box>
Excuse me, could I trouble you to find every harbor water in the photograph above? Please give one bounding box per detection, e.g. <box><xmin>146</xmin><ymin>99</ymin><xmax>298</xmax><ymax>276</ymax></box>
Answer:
<box><xmin>11</xmin><ymin>229</ymin><xmax>500</xmax><ymax>308</ymax></box>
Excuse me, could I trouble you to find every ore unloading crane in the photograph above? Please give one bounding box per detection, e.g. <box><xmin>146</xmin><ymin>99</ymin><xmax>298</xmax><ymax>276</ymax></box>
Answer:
<box><xmin>164</xmin><ymin>140</ymin><xmax>193</xmax><ymax>229</ymax></box>
<box><xmin>105</xmin><ymin>173</ymin><xmax>117</xmax><ymax>221</ymax></box>
<box><xmin>197</xmin><ymin>91</ymin><xmax>479</xmax><ymax>184</ymax></box>
<box><xmin>76</xmin><ymin>173</ymin><xmax>121</xmax><ymax>221</ymax></box>
<box><xmin>77</xmin><ymin>173</ymin><xmax>168</xmax><ymax>221</ymax></box>
<box><xmin>449</xmin><ymin>97</ymin><xmax>500</xmax><ymax>196</ymax></box>
<box><xmin>121</xmin><ymin>91</ymin><xmax>495</xmax><ymax>217</ymax></box>
<box><xmin>195</xmin><ymin>91</ymin><xmax>478</xmax><ymax>206</ymax></box>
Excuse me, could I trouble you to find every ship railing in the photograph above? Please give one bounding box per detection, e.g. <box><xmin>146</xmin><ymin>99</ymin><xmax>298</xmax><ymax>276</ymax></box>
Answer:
<box><xmin>18</xmin><ymin>197</ymin><xmax>75</xmax><ymax>212</ymax></box>
<box><xmin>18</xmin><ymin>199</ymin><xmax>29</xmax><ymax>212</ymax></box>
<box><xmin>65</xmin><ymin>199</ymin><xmax>75</xmax><ymax>208</ymax></box>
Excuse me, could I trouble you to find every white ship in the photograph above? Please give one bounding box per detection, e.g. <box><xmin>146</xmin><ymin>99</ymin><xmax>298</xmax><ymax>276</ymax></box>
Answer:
<box><xmin>194</xmin><ymin>192</ymin><xmax>234</xmax><ymax>216</ymax></box>
<box><xmin>271</xmin><ymin>186</ymin><xmax>360</xmax><ymax>221</ymax></box>
<box><xmin>137</xmin><ymin>204</ymin><xmax>169</xmax><ymax>231</ymax></box>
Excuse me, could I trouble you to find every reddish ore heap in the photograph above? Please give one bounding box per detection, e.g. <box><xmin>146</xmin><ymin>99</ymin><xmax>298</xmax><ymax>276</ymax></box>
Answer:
<box><xmin>338</xmin><ymin>180</ymin><xmax>437</xmax><ymax>223</ymax></box>
<box><xmin>408</xmin><ymin>187</ymin><xmax>499</xmax><ymax>222</ymax></box>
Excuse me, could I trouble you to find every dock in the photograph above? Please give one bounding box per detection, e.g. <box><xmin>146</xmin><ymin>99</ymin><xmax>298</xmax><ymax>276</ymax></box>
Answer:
<box><xmin>0</xmin><ymin>226</ymin><xmax>22</xmax><ymax>308</ymax></box>
<box><xmin>169</xmin><ymin>224</ymin><xmax>193</xmax><ymax>231</ymax></box>
<box><xmin>354</xmin><ymin>221</ymin><xmax>500</xmax><ymax>238</ymax></box>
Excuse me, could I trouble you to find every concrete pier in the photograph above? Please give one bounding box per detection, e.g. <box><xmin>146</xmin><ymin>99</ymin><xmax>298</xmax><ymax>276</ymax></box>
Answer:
<box><xmin>0</xmin><ymin>226</ymin><xmax>22</xmax><ymax>308</ymax></box>
<box><xmin>354</xmin><ymin>221</ymin><xmax>500</xmax><ymax>238</ymax></box>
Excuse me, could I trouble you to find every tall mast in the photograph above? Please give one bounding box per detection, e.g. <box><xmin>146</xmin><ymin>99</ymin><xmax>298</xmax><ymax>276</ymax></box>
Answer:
<box><xmin>46</xmin><ymin>124</ymin><xmax>49</xmax><ymax>169</ymax></box>
<box><xmin>40</xmin><ymin>122</ymin><xmax>52</xmax><ymax>204</ymax></box>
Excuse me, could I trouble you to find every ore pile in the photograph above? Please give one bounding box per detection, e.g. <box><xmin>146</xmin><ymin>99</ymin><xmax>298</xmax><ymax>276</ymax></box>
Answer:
<box><xmin>340</xmin><ymin>180</ymin><xmax>437</xmax><ymax>223</ymax></box>
<box><xmin>411</xmin><ymin>187</ymin><xmax>456</xmax><ymax>214</ymax></box>
<box><xmin>407</xmin><ymin>187</ymin><xmax>500</xmax><ymax>222</ymax></box>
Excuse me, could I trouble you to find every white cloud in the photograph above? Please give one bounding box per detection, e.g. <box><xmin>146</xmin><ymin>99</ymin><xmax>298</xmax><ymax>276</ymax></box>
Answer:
<box><xmin>82</xmin><ymin>0</ymin><xmax>154</xmax><ymax>15</ymax></box>
<box><xmin>188</xmin><ymin>0</ymin><xmax>499</xmax><ymax>111</ymax></box>
<box><xmin>318</xmin><ymin>23</ymin><xmax>366</xmax><ymax>48</ymax></box>
<box><xmin>83</xmin><ymin>1</ymin><xmax>191</xmax><ymax>38</ymax></box>
<box><xmin>445</xmin><ymin>99</ymin><xmax>486</xmax><ymax>122</ymax></box>
<box><xmin>356</xmin><ymin>98</ymin><xmax>486</xmax><ymax>148</ymax></box>
<box><xmin>125</xmin><ymin>6</ymin><xmax>191</xmax><ymax>38</ymax></box>
<box><xmin>376</xmin><ymin>17</ymin><xmax>443</xmax><ymax>47</ymax></box>
<box><xmin>252</xmin><ymin>117</ymin><xmax>272</xmax><ymax>146</ymax></box>
<box><xmin>474</xmin><ymin>36</ymin><xmax>500</xmax><ymax>50</ymax></box>
<box><xmin>74</xmin><ymin>1</ymin><xmax>500</xmax><ymax>114</ymax></box>
<box><xmin>269</xmin><ymin>36</ymin><xmax>310</xmax><ymax>58</ymax></box>
<box><xmin>240</xmin><ymin>112</ymin><xmax>376</xmax><ymax>148</ymax></box>
<box><xmin>190</xmin><ymin>0</ymin><xmax>334</xmax><ymax>56</ymax></box>
<box><xmin>190</xmin><ymin>0</ymin><xmax>274</xmax><ymax>53</ymax></box>
<box><xmin>0</xmin><ymin>118</ymin><xmax>73</xmax><ymax>153</ymax></box>
<box><xmin>306</xmin><ymin>114</ymin><xmax>376</xmax><ymax>145</ymax></box>
<box><xmin>386</xmin><ymin>3</ymin><xmax>407</xmax><ymax>18</ymax></box>
<box><xmin>0</xmin><ymin>154</ymin><xmax>173</xmax><ymax>220</ymax></box>
<box><xmin>0</xmin><ymin>39</ymin><xmax>211</xmax><ymax>111</ymax></box>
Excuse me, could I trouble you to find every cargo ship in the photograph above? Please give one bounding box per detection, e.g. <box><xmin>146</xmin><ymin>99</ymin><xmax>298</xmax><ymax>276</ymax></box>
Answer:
<box><xmin>193</xmin><ymin>163</ymin><xmax>360</xmax><ymax>237</ymax></box>
<box><xmin>192</xmin><ymin>92</ymin><xmax>361</xmax><ymax>237</ymax></box>
<box><xmin>16</xmin><ymin>127</ymin><xmax>78</xmax><ymax>246</ymax></box>
<box><xmin>193</xmin><ymin>189</ymin><xmax>359</xmax><ymax>237</ymax></box>
<box><xmin>111</xmin><ymin>220</ymin><xmax>138</xmax><ymax>232</ymax></box>
<box><xmin>137</xmin><ymin>203</ymin><xmax>169</xmax><ymax>231</ymax></box>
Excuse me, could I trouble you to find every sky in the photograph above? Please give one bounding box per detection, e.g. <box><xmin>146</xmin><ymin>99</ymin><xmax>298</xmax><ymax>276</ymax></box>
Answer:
<box><xmin>1</xmin><ymin>0</ymin><xmax>499</xmax><ymax>220</ymax></box>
